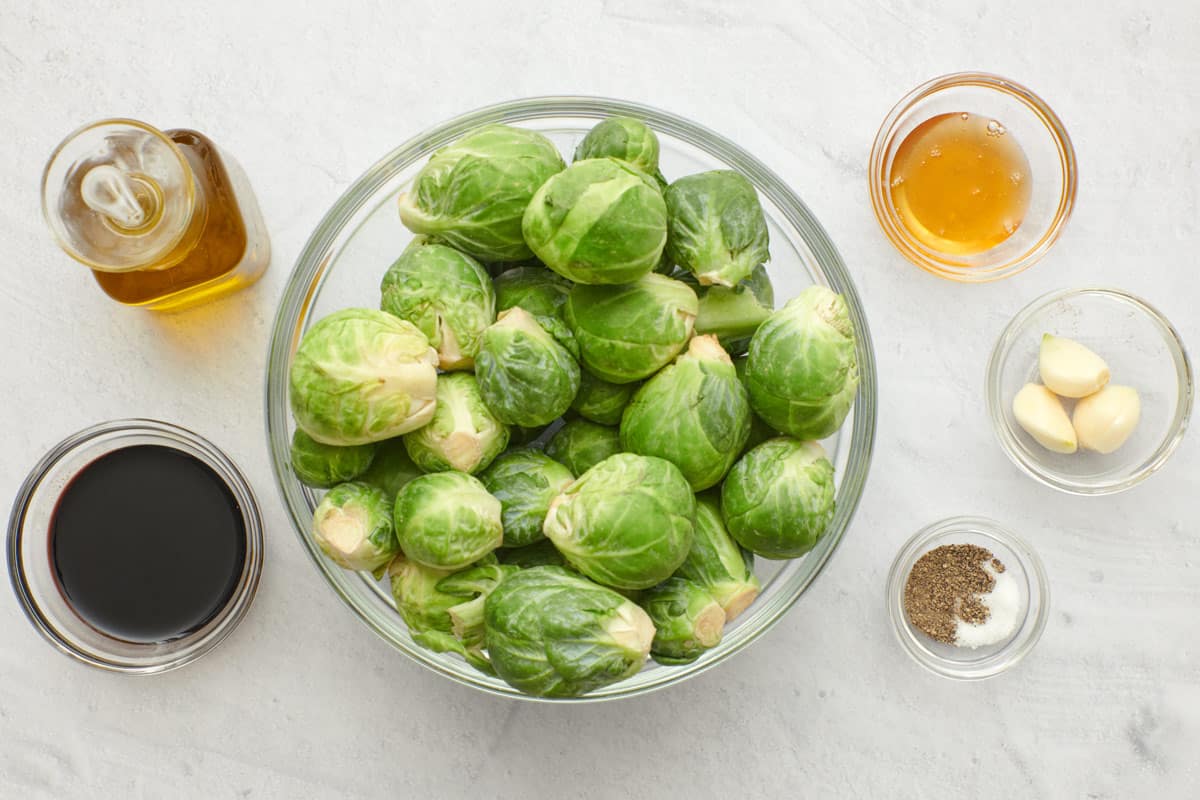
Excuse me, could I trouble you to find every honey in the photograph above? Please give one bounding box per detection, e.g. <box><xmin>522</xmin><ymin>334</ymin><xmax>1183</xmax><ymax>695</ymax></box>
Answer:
<box><xmin>42</xmin><ymin>119</ymin><xmax>269</xmax><ymax>311</ymax></box>
<box><xmin>889</xmin><ymin>112</ymin><xmax>1032</xmax><ymax>255</ymax></box>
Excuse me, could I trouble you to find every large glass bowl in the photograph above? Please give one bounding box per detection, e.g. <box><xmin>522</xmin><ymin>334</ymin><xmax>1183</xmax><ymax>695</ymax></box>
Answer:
<box><xmin>265</xmin><ymin>97</ymin><xmax>877</xmax><ymax>701</ymax></box>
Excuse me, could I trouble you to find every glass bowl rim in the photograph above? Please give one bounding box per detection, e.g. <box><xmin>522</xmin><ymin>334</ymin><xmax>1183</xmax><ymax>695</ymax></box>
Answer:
<box><xmin>868</xmin><ymin>71</ymin><xmax>1078</xmax><ymax>283</ymax></box>
<box><xmin>6</xmin><ymin>418</ymin><xmax>265</xmax><ymax>674</ymax></box>
<box><xmin>985</xmin><ymin>286</ymin><xmax>1193</xmax><ymax>495</ymax></box>
<box><xmin>263</xmin><ymin>95</ymin><xmax>878</xmax><ymax>702</ymax></box>
<box><xmin>885</xmin><ymin>515</ymin><xmax>1050</xmax><ymax>680</ymax></box>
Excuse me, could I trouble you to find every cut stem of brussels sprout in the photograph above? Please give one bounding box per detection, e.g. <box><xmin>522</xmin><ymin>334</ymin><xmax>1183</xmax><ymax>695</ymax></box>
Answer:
<box><xmin>403</xmin><ymin>372</ymin><xmax>509</xmax><ymax>474</ymax></box>
<box><xmin>311</xmin><ymin>482</ymin><xmax>397</xmax><ymax>572</ymax></box>
<box><xmin>641</xmin><ymin>577</ymin><xmax>725</xmax><ymax>665</ymax></box>
<box><xmin>605</xmin><ymin>599</ymin><xmax>659</xmax><ymax>654</ymax></box>
<box><xmin>676</xmin><ymin>494</ymin><xmax>761</xmax><ymax>621</ymax></box>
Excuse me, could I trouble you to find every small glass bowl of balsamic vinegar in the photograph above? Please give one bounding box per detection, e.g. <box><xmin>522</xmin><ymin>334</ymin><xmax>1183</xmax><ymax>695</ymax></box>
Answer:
<box><xmin>869</xmin><ymin>72</ymin><xmax>1077</xmax><ymax>282</ymax></box>
<box><xmin>7</xmin><ymin>420</ymin><xmax>263</xmax><ymax>673</ymax></box>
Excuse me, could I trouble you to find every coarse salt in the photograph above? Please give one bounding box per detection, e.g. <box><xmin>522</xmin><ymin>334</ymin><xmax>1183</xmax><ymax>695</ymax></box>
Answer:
<box><xmin>954</xmin><ymin>561</ymin><xmax>1020</xmax><ymax>648</ymax></box>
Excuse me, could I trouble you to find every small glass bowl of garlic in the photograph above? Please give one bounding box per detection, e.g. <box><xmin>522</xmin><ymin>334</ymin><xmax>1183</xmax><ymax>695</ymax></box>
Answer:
<box><xmin>987</xmin><ymin>288</ymin><xmax>1193</xmax><ymax>494</ymax></box>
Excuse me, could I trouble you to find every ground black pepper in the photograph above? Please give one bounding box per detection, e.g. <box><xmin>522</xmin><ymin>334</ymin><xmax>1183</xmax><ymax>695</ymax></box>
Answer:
<box><xmin>903</xmin><ymin>544</ymin><xmax>1005</xmax><ymax>644</ymax></box>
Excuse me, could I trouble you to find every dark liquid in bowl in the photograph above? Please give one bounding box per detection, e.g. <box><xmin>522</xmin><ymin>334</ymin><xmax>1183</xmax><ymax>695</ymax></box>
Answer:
<box><xmin>50</xmin><ymin>445</ymin><xmax>246</xmax><ymax>643</ymax></box>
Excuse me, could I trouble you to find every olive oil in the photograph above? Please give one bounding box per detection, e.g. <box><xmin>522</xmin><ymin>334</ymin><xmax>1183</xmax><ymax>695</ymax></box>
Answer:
<box><xmin>42</xmin><ymin>119</ymin><xmax>269</xmax><ymax>311</ymax></box>
<box><xmin>50</xmin><ymin>445</ymin><xmax>247</xmax><ymax>643</ymax></box>
<box><xmin>92</xmin><ymin>131</ymin><xmax>256</xmax><ymax>307</ymax></box>
<box><xmin>889</xmin><ymin>112</ymin><xmax>1032</xmax><ymax>255</ymax></box>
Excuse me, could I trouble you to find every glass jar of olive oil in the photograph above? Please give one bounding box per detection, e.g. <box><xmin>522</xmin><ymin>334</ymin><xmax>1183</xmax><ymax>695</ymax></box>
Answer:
<box><xmin>42</xmin><ymin>119</ymin><xmax>270</xmax><ymax>311</ymax></box>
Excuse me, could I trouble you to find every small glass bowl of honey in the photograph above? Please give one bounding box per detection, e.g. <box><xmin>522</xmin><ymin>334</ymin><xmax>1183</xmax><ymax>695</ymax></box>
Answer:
<box><xmin>869</xmin><ymin>72</ymin><xmax>1077</xmax><ymax>282</ymax></box>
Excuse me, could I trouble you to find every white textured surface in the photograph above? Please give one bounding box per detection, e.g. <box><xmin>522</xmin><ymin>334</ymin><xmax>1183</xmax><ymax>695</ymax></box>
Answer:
<box><xmin>2</xmin><ymin>1</ymin><xmax>1198</xmax><ymax>797</ymax></box>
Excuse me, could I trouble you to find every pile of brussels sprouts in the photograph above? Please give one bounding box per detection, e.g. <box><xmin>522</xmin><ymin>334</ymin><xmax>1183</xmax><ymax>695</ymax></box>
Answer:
<box><xmin>287</xmin><ymin>117</ymin><xmax>860</xmax><ymax>697</ymax></box>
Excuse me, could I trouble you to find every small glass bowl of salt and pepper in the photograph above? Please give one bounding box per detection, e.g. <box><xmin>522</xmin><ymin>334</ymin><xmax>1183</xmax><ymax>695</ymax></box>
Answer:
<box><xmin>886</xmin><ymin>517</ymin><xmax>1049</xmax><ymax>680</ymax></box>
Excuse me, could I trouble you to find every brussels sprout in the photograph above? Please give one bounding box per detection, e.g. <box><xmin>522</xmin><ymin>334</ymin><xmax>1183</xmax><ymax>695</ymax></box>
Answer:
<box><xmin>379</xmin><ymin>241</ymin><xmax>495</xmax><ymax>370</ymax></box>
<box><xmin>683</xmin><ymin>264</ymin><xmax>775</xmax><ymax>356</ymax></box>
<box><xmin>744</xmin><ymin>285</ymin><xmax>859</xmax><ymax>440</ymax></box>
<box><xmin>522</xmin><ymin>158</ymin><xmax>668</xmax><ymax>285</ymax></box>
<box><xmin>389</xmin><ymin>556</ymin><xmax>491</xmax><ymax>673</ymax></box>
<box><xmin>403</xmin><ymin>373</ymin><xmax>509</xmax><ymax>474</ymax></box>
<box><xmin>311</xmin><ymin>482</ymin><xmax>397</xmax><ymax>572</ymax></box>
<box><xmin>640</xmin><ymin>577</ymin><xmax>725</xmax><ymax>665</ymax></box>
<box><xmin>543</xmin><ymin>453</ymin><xmax>695</xmax><ymax>590</ymax></box>
<box><xmin>358</xmin><ymin>437</ymin><xmax>423</xmax><ymax>499</ymax></box>
<box><xmin>573</xmin><ymin>116</ymin><xmax>661</xmax><ymax>175</ymax></box>
<box><xmin>484</xmin><ymin>566</ymin><xmax>655</xmax><ymax>697</ymax></box>
<box><xmin>436</xmin><ymin>562</ymin><xmax>520</xmax><ymax>654</ymax></box>
<box><xmin>397</xmin><ymin>125</ymin><xmax>565</xmax><ymax>262</ymax></box>
<box><xmin>544</xmin><ymin>418</ymin><xmax>622</xmax><ymax>477</ymax></box>
<box><xmin>565</xmin><ymin>273</ymin><xmax>699</xmax><ymax>384</ymax></box>
<box><xmin>480</xmin><ymin>448</ymin><xmax>574</xmax><ymax>548</ymax></box>
<box><xmin>620</xmin><ymin>335</ymin><xmax>750</xmax><ymax>490</ymax></box>
<box><xmin>289</xmin><ymin>308</ymin><xmax>438</xmax><ymax>445</ymax></box>
<box><xmin>289</xmin><ymin>429</ymin><xmax>376</xmax><ymax>488</ymax></box>
<box><xmin>476</xmin><ymin>307</ymin><xmax>581</xmax><ymax>427</ymax></box>
<box><xmin>493</xmin><ymin>266</ymin><xmax>572</xmax><ymax>321</ymax></box>
<box><xmin>570</xmin><ymin>371</ymin><xmax>639</xmax><ymax>426</ymax></box>
<box><xmin>508</xmin><ymin>423</ymin><xmax>552</xmax><ymax>448</ymax></box>
<box><xmin>733</xmin><ymin>356</ymin><xmax>779</xmax><ymax>453</ymax></box>
<box><xmin>676</xmin><ymin>494</ymin><xmax>760</xmax><ymax>621</ymax></box>
<box><xmin>496</xmin><ymin>538</ymin><xmax>568</xmax><ymax>568</ymax></box>
<box><xmin>721</xmin><ymin>438</ymin><xmax>836</xmax><ymax>560</ymax></box>
<box><xmin>665</xmin><ymin>170</ymin><xmax>770</xmax><ymax>288</ymax></box>
<box><xmin>394</xmin><ymin>471</ymin><xmax>503</xmax><ymax>570</ymax></box>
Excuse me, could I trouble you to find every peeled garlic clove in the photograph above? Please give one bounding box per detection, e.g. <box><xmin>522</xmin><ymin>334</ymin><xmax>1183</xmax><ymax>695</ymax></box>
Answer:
<box><xmin>1073</xmin><ymin>385</ymin><xmax>1140</xmax><ymax>454</ymax></box>
<box><xmin>1013</xmin><ymin>383</ymin><xmax>1078</xmax><ymax>454</ymax></box>
<box><xmin>1038</xmin><ymin>334</ymin><xmax>1110</xmax><ymax>398</ymax></box>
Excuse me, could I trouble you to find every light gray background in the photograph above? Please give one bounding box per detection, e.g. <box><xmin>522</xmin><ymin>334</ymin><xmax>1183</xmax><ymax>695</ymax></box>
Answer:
<box><xmin>2</xmin><ymin>1</ymin><xmax>1197</xmax><ymax>797</ymax></box>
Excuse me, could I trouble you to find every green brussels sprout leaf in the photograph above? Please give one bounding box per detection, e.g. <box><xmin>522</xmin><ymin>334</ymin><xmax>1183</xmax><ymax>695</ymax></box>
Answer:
<box><xmin>289</xmin><ymin>308</ymin><xmax>438</xmax><ymax>445</ymax></box>
<box><xmin>484</xmin><ymin>566</ymin><xmax>655</xmax><ymax>697</ymax></box>
<box><xmin>721</xmin><ymin>438</ymin><xmax>836</xmax><ymax>560</ymax></box>
<box><xmin>543</xmin><ymin>453</ymin><xmax>695</xmax><ymax>590</ymax></box>
<box><xmin>397</xmin><ymin>125</ymin><xmax>565</xmax><ymax>262</ymax></box>
<box><xmin>744</xmin><ymin>285</ymin><xmax>859</xmax><ymax>440</ymax></box>
<box><xmin>380</xmin><ymin>241</ymin><xmax>496</xmax><ymax>370</ymax></box>
<box><xmin>523</xmin><ymin>158</ymin><xmax>667</xmax><ymax>285</ymax></box>
<box><xmin>620</xmin><ymin>334</ymin><xmax>750</xmax><ymax>490</ymax></box>
<box><xmin>665</xmin><ymin>170</ymin><xmax>770</xmax><ymax>288</ymax></box>
<box><xmin>289</xmin><ymin>429</ymin><xmax>376</xmax><ymax>488</ymax></box>
<box><xmin>394</xmin><ymin>471</ymin><xmax>503</xmax><ymax>570</ymax></box>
